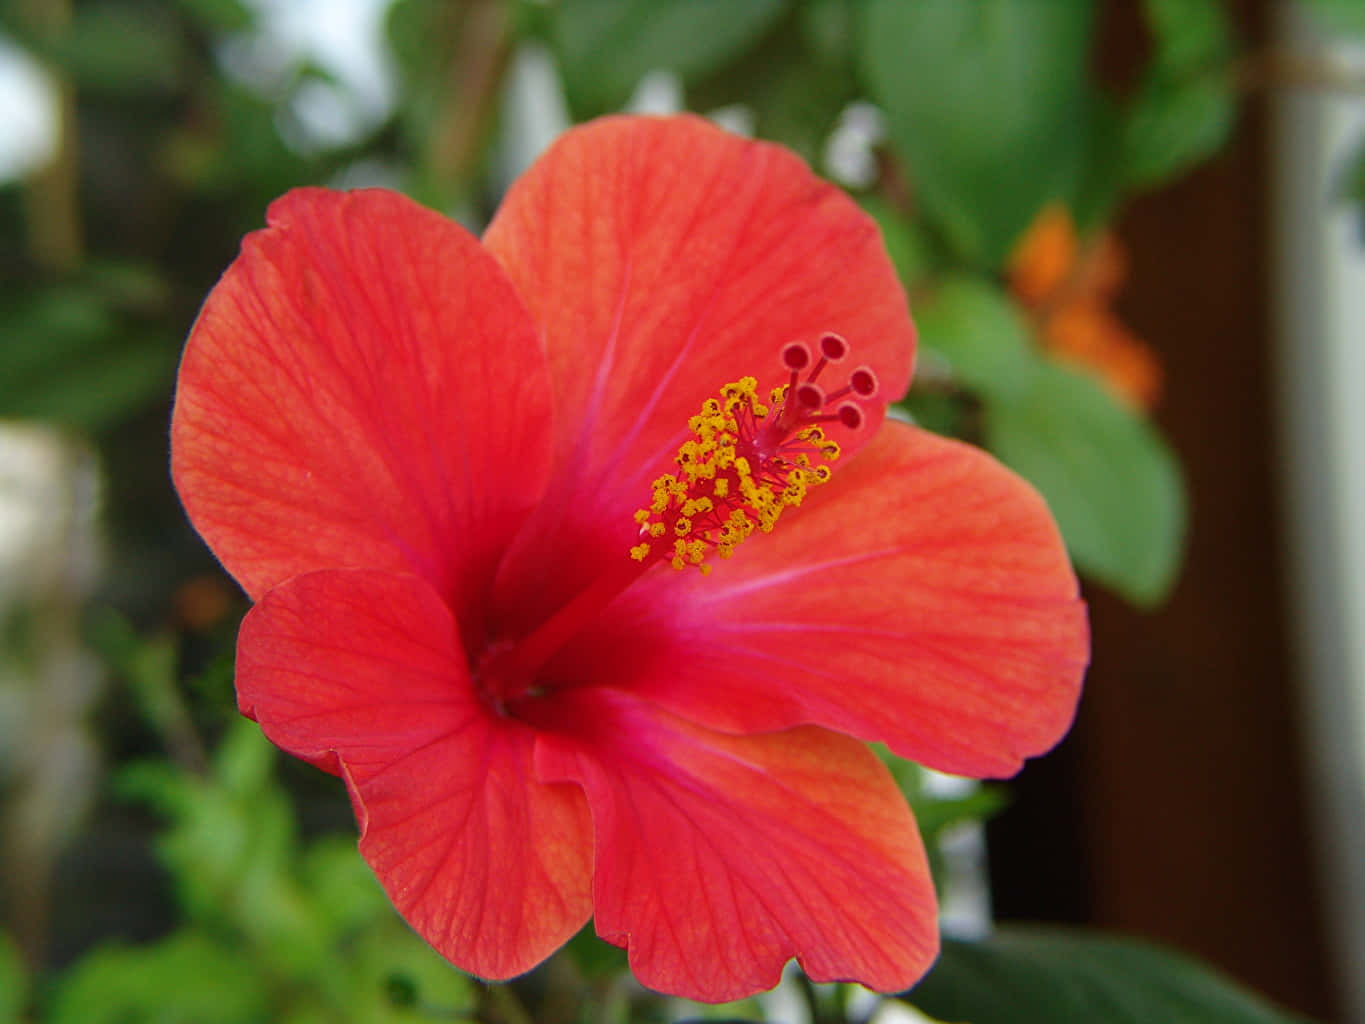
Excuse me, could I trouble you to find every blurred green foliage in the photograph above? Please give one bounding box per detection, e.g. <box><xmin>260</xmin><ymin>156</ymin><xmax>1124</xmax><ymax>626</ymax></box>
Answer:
<box><xmin>52</xmin><ymin>706</ymin><xmax>476</xmax><ymax>1022</ymax></box>
<box><xmin>1122</xmin><ymin>0</ymin><xmax>1236</xmax><ymax>190</ymax></box>
<box><xmin>0</xmin><ymin>932</ymin><xmax>26</xmax><ymax>1024</ymax></box>
<box><xmin>549</xmin><ymin>0</ymin><xmax>787</xmax><ymax>117</ymax></box>
<box><xmin>986</xmin><ymin>362</ymin><xmax>1184</xmax><ymax>605</ymax></box>
<box><xmin>0</xmin><ymin>0</ymin><xmax>1345</xmax><ymax>1021</ymax></box>
<box><xmin>863</xmin><ymin>0</ymin><xmax>1097</xmax><ymax>267</ymax></box>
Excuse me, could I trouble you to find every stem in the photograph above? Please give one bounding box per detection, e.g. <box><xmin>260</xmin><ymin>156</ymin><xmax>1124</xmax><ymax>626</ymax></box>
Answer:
<box><xmin>477</xmin><ymin>982</ymin><xmax>536</xmax><ymax>1024</ymax></box>
<box><xmin>1232</xmin><ymin>47</ymin><xmax>1365</xmax><ymax>95</ymax></box>
<box><xmin>427</xmin><ymin>0</ymin><xmax>514</xmax><ymax>188</ymax></box>
<box><xmin>874</xmin><ymin>145</ymin><xmax>915</xmax><ymax>219</ymax></box>
<box><xmin>145</xmin><ymin>639</ymin><xmax>210</xmax><ymax>776</ymax></box>
<box><xmin>20</xmin><ymin>0</ymin><xmax>82</xmax><ymax>272</ymax></box>
<box><xmin>796</xmin><ymin>971</ymin><xmax>827</xmax><ymax>1024</ymax></box>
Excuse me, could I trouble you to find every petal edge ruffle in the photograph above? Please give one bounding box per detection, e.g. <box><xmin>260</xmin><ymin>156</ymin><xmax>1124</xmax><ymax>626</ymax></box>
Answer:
<box><xmin>172</xmin><ymin>188</ymin><xmax>553</xmax><ymax>638</ymax></box>
<box><xmin>485</xmin><ymin>115</ymin><xmax>916</xmax><ymax>635</ymax></box>
<box><xmin>535</xmin><ymin>688</ymin><xmax>937</xmax><ymax>1002</ymax></box>
<box><xmin>547</xmin><ymin>420</ymin><xmax>1088</xmax><ymax>778</ymax></box>
<box><xmin>236</xmin><ymin>568</ymin><xmax>593</xmax><ymax>979</ymax></box>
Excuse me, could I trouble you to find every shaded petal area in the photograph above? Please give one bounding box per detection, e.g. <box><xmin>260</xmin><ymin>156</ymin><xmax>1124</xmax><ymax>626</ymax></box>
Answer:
<box><xmin>172</xmin><ymin>188</ymin><xmax>553</xmax><ymax>635</ymax></box>
<box><xmin>550</xmin><ymin>421</ymin><xmax>1088</xmax><ymax>778</ymax></box>
<box><xmin>534</xmin><ymin>689</ymin><xmax>936</xmax><ymax>1002</ymax></box>
<box><xmin>485</xmin><ymin>115</ymin><xmax>915</xmax><ymax>631</ymax></box>
<box><xmin>236</xmin><ymin>568</ymin><xmax>593</xmax><ymax>979</ymax></box>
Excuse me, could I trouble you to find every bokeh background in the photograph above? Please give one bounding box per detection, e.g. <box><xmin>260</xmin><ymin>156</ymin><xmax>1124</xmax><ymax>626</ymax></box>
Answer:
<box><xmin>2</xmin><ymin>0</ymin><xmax>1364</xmax><ymax>1021</ymax></box>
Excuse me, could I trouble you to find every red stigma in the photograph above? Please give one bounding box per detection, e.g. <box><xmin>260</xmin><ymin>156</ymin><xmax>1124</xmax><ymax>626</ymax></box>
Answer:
<box><xmin>849</xmin><ymin>366</ymin><xmax>879</xmax><ymax>398</ymax></box>
<box><xmin>819</xmin><ymin>332</ymin><xmax>849</xmax><ymax>361</ymax></box>
<box><xmin>782</xmin><ymin>342</ymin><xmax>812</xmax><ymax>371</ymax></box>
<box><xmin>794</xmin><ymin>382</ymin><xmax>825</xmax><ymax>411</ymax></box>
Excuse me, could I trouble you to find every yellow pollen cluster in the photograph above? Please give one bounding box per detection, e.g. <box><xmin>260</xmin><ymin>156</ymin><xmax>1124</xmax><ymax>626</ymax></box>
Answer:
<box><xmin>629</xmin><ymin>376</ymin><xmax>839</xmax><ymax>573</ymax></box>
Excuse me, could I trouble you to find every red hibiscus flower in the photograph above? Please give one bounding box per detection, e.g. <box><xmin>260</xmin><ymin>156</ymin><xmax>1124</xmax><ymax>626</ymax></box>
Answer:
<box><xmin>171</xmin><ymin>115</ymin><xmax>1087</xmax><ymax>1003</ymax></box>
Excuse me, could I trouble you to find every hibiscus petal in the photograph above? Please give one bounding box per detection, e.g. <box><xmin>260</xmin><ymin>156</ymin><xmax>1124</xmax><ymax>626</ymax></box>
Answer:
<box><xmin>534</xmin><ymin>688</ymin><xmax>937</xmax><ymax>1002</ymax></box>
<box><xmin>484</xmin><ymin>115</ymin><xmax>914</xmax><ymax>628</ymax></box>
<box><xmin>172</xmin><ymin>188</ymin><xmax>553</xmax><ymax>634</ymax></box>
<box><xmin>548</xmin><ymin>420</ymin><xmax>1089</xmax><ymax>778</ymax></box>
<box><xmin>236</xmin><ymin>568</ymin><xmax>593</xmax><ymax>980</ymax></box>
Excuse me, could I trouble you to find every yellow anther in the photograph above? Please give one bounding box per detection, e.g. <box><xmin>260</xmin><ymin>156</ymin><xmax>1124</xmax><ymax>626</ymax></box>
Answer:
<box><xmin>630</xmin><ymin>374</ymin><xmax>840</xmax><ymax>573</ymax></box>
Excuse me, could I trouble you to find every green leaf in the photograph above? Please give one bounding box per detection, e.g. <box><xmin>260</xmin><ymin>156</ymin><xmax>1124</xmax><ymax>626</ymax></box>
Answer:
<box><xmin>688</xmin><ymin>5</ymin><xmax>858</xmax><ymax>165</ymax></box>
<box><xmin>873</xmin><ymin>745</ymin><xmax>1007</xmax><ymax>846</ymax></box>
<box><xmin>46</xmin><ymin>931</ymin><xmax>267</xmax><ymax>1024</ymax></box>
<box><xmin>984</xmin><ymin>361</ymin><xmax>1185</xmax><ymax>605</ymax></box>
<box><xmin>1067</xmin><ymin>91</ymin><xmax>1127</xmax><ymax>233</ymax></box>
<box><xmin>565</xmin><ymin>922</ymin><xmax>630</xmax><ymax>980</ymax></box>
<box><xmin>912</xmin><ymin>276</ymin><xmax>1038</xmax><ymax>401</ymax></box>
<box><xmin>1123</xmin><ymin>77</ymin><xmax>1234</xmax><ymax>189</ymax></box>
<box><xmin>300</xmin><ymin>837</ymin><xmax>390</xmax><ymax>936</ymax></box>
<box><xmin>800</xmin><ymin>0</ymin><xmax>857</xmax><ymax>66</ymax></box>
<box><xmin>214</xmin><ymin>712</ymin><xmax>277</xmax><ymax>796</ymax></box>
<box><xmin>548</xmin><ymin>0</ymin><xmax>787</xmax><ymax>117</ymax></box>
<box><xmin>686</xmin><ymin>1</ymin><xmax>860</xmax><ymax>164</ymax></box>
<box><xmin>901</xmin><ymin>389</ymin><xmax>971</xmax><ymax>439</ymax></box>
<box><xmin>911</xmin><ymin>785</ymin><xmax>1008</xmax><ymax>842</ymax></box>
<box><xmin>0</xmin><ymin>933</ymin><xmax>26</xmax><ymax>1024</ymax></box>
<box><xmin>861</xmin><ymin>0</ymin><xmax>1096</xmax><ymax>267</ymax></box>
<box><xmin>117</xmin><ymin>720</ymin><xmax>329</xmax><ymax>974</ymax></box>
<box><xmin>905</xmin><ymin>927</ymin><xmax>1318</xmax><ymax>1024</ymax></box>
<box><xmin>0</xmin><ymin>288</ymin><xmax>177</xmax><ymax>433</ymax></box>
<box><xmin>1121</xmin><ymin>0</ymin><xmax>1236</xmax><ymax>190</ymax></box>
<box><xmin>861</xmin><ymin>196</ymin><xmax>938</xmax><ymax>286</ymax></box>
<box><xmin>342</xmin><ymin>924</ymin><xmax>475</xmax><ymax>1023</ymax></box>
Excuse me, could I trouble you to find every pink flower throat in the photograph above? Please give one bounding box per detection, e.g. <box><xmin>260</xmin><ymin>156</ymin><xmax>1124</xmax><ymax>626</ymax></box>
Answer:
<box><xmin>476</xmin><ymin>333</ymin><xmax>879</xmax><ymax>717</ymax></box>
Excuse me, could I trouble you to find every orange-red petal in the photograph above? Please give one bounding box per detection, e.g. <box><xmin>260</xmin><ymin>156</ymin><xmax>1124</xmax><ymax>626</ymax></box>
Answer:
<box><xmin>236</xmin><ymin>568</ymin><xmax>593</xmax><ymax>979</ymax></box>
<box><xmin>485</xmin><ymin>115</ymin><xmax>913</xmax><ymax>478</ymax></box>
<box><xmin>547</xmin><ymin>420</ymin><xmax>1088</xmax><ymax>778</ymax></box>
<box><xmin>484</xmin><ymin>115</ymin><xmax>914</xmax><ymax>629</ymax></box>
<box><xmin>534</xmin><ymin>688</ymin><xmax>937</xmax><ymax>1002</ymax></box>
<box><xmin>171</xmin><ymin>188</ymin><xmax>553</xmax><ymax>632</ymax></box>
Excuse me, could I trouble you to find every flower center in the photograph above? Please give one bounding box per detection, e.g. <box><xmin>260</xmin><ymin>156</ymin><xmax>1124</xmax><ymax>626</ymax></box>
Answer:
<box><xmin>474</xmin><ymin>333</ymin><xmax>878</xmax><ymax>716</ymax></box>
<box><xmin>629</xmin><ymin>332</ymin><xmax>878</xmax><ymax>574</ymax></box>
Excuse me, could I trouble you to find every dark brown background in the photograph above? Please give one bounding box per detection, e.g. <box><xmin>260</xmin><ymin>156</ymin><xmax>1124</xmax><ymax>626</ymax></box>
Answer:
<box><xmin>987</xmin><ymin>1</ymin><xmax>1341</xmax><ymax>1020</ymax></box>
